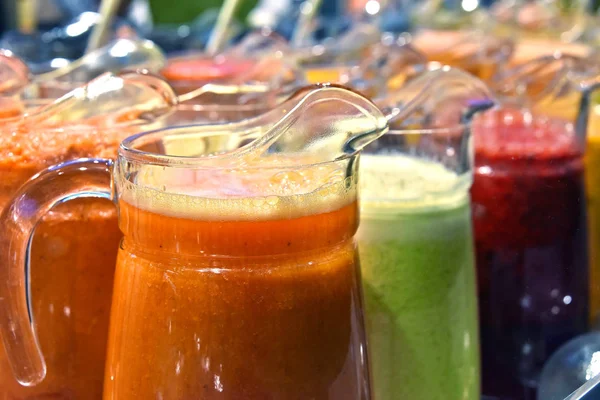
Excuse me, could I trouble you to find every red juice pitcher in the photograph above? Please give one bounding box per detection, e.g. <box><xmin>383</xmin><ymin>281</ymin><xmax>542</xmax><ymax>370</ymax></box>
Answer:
<box><xmin>473</xmin><ymin>54</ymin><xmax>599</xmax><ymax>400</ymax></box>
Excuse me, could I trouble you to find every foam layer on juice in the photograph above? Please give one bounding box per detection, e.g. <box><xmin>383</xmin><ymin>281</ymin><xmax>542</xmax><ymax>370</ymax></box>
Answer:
<box><xmin>121</xmin><ymin>156</ymin><xmax>356</xmax><ymax>221</ymax></box>
<box><xmin>473</xmin><ymin>108</ymin><xmax>580</xmax><ymax>161</ymax></box>
<box><xmin>359</xmin><ymin>154</ymin><xmax>469</xmax><ymax>216</ymax></box>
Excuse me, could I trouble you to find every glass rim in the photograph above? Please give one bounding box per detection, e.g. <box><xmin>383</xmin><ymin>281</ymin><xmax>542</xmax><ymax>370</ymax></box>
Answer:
<box><xmin>0</xmin><ymin>102</ymin><xmax>164</xmax><ymax>131</ymax></box>
<box><xmin>173</xmin><ymin>101</ymin><xmax>278</xmax><ymax>113</ymax></box>
<box><xmin>386</xmin><ymin>123</ymin><xmax>471</xmax><ymax>135</ymax></box>
<box><xmin>119</xmin><ymin>122</ymin><xmax>361</xmax><ymax>169</ymax></box>
<box><xmin>32</xmin><ymin>82</ymin><xmax>291</xmax><ymax>113</ymax></box>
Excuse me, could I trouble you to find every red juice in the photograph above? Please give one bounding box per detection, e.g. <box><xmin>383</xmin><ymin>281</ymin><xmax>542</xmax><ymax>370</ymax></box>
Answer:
<box><xmin>472</xmin><ymin>108</ymin><xmax>588</xmax><ymax>400</ymax></box>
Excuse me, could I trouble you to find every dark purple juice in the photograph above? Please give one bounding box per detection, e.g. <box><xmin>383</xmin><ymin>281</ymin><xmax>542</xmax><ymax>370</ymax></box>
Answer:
<box><xmin>471</xmin><ymin>108</ymin><xmax>588</xmax><ymax>400</ymax></box>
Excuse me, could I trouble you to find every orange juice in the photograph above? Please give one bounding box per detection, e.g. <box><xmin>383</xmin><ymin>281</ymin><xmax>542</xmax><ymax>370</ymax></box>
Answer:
<box><xmin>0</xmin><ymin>123</ymin><xmax>135</xmax><ymax>398</ymax></box>
<box><xmin>104</xmin><ymin>159</ymin><xmax>370</xmax><ymax>399</ymax></box>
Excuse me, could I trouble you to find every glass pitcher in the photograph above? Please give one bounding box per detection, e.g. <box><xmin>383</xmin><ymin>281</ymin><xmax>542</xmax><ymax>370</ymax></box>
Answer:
<box><xmin>26</xmin><ymin>38</ymin><xmax>167</xmax><ymax>99</ymax></box>
<box><xmin>293</xmin><ymin>21</ymin><xmax>382</xmax><ymax>84</ymax></box>
<box><xmin>408</xmin><ymin>29</ymin><xmax>514</xmax><ymax>81</ymax></box>
<box><xmin>0</xmin><ymin>49</ymin><xmax>30</xmax><ymax>119</ymax></box>
<box><xmin>0</xmin><ymin>71</ymin><xmax>177</xmax><ymax>399</ymax></box>
<box><xmin>161</xmin><ymin>30</ymin><xmax>302</xmax><ymax>100</ymax></box>
<box><xmin>474</xmin><ymin>52</ymin><xmax>596</xmax><ymax>400</ymax></box>
<box><xmin>488</xmin><ymin>0</ymin><xmax>588</xmax><ymax>43</ymax></box>
<box><xmin>0</xmin><ymin>85</ymin><xmax>389</xmax><ymax>399</ymax></box>
<box><xmin>359</xmin><ymin>67</ymin><xmax>495</xmax><ymax>400</ymax></box>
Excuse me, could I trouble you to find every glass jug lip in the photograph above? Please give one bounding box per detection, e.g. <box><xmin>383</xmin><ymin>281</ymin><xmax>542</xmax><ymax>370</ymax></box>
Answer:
<box><xmin>386</xmin><ymin>123</ymin><xmax>470</xmax><ymax>136</ymax></box>
<box><xmin>510</xmin><ymin>39</ymin><xmax>591</xmax><ymax>65</ymax></box>
<box><xmin>0</xmin><ymin>98</ymin><xmax>50</xmax><ymax>123</ymax></box>
<box><xmin>174</xmin><ymin>81</ymin><xmax>296</xmax><ymax>110</ymax></box>
<box><xmin>119</xmin><ymin>123</ymin><xmax>360</xmax><ymax>169</ymax></box>
<box><xmin>409</xmin><ymin>29</ymin><xmax>514</xmax><ymax>53</ymax></box>
<box><xmin>0</xmin><ymin>102</ymin><xmax>161</xmax><ymax>130</ymax></box>
<box><xmin>174</xmin><ymin>102</ymin><xmax>276</xmax><ymax>113</ymax></box>
<box><xmin>26</xmin><ymin>80</ymin><xmax>87</xmax><ymax>99</ymax></box>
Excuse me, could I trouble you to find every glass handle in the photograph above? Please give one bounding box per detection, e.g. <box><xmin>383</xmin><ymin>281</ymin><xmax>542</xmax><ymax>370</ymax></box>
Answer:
<box><xmin>0</xmin><ymin>158</ymin><xmax>113</xmax><ymax>386</ymax></box>
<box><xmin>576</xmin><ymin>77</ymin><xmax>600</xmax><ymax>148</ymax></box>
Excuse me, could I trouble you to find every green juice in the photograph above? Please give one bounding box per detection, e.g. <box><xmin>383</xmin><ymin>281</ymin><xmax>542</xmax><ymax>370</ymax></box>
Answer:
<box><xmin>357</xmin><ymin>154</ymin><xmax>479</xmax><ymax>400</ymax></box>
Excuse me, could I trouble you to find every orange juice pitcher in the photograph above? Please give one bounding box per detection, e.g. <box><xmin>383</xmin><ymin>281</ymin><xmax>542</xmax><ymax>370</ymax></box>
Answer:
<box><xmin>0</xmin><ymin>85</ymin><xmax>389</xmax><ymax>399</ymax></box>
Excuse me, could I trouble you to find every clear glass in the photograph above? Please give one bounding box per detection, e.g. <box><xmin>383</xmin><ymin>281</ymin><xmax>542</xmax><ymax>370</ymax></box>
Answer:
<box><xmin>301</xmin><ymin>35</ymin><xmax>427</xmax><ymax>100</ymax></box>
<box><xmin>161</xmin><ymin>31</ymin><xmax>302</xmax><ymax>100</ymax></box>
<box><xmin>0</xmin><ymin>72</ymin><xmax>177</xmax><ymax>398</ymax></box>
<box><xmin>489</xmin><ymin>52</ymin><xmax>591</xmax><ymax>121</ymax></box>
<box><xmin>0</xmin><ymin>85</ymin><xmax>389</xmax><ymax>398</ymax></box>
<box><xmin>409</xmin><ymin>29</ymin><xmax>514</xmax><ymax>81</ymax></box>
<box><xmin>0</xmin><ymin>49</ymin><xmax>30</xmax><ymax>96</ymax></box>
<box><xmin>488</xmin><ymin>0</ymin><xmax>589</xmax><ymax>43</ymax></box>
<box><xmin>162</xmin><ymin>102</ymin><xmax>281</xmax><ymax>125</ymax></box>
<box><xmin>357</xmin><ymin>67</ymin><xmax>493</xmax><ymax>400</ymax></box>
<box><xmin>538</xmin><ymin>332</ymin><xmax>600</xmax><ymax>400</ymax></box>
<box><xmin>166</xmin><ymin>79</ymin><xmax>297</xmax><ymax>125</ymax></box>
<box><xmin>0</xmin><ymin>49</ymin><xmax>30</xmax><ymax>119</ymax></box>
<box><xmin>295</xmin><ymin>22</ymin><xmax>383</xmax><ymax>84</ymax></box>
<box><xmin>26</xmin><ymin>38</ymin><xmax>167</xmax><ymax>99</ymax></box>
<box><xmin>509</xmin><ymin>37</ymin><xmax>591</xmax><ymax>66</ymax></box>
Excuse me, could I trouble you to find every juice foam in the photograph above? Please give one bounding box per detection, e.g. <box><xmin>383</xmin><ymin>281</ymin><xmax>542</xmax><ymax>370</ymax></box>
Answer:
<box><xmin>359</xmin><ymin>154</ymin><xmax>468</xmax><ymax>213</ymax></box>
<box><xmin>121</xmin><ymin>155</ymin><xmax>356</xmax><ymax>222</ymax></box>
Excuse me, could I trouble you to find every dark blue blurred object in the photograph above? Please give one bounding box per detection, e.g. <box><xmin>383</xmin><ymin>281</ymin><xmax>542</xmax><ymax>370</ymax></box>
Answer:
<box><xmin>0</xmin><ymin>12</ymin><xmax>135</xmax><ymax>73</ymax></box>
<box><xmin>147</xmin><ymin>9</ymin><xmax>245</xmax><ymax>54</ymax></box>
<box><xmin>271</xmin><ymin>0</ymin><xmax>413</xmax><ymax>43</ymax></box>
<box><xmin>273</xmin><ymin>13</ymin><xmax>353</xmax><ymax>42</ymax></box>
<box><xmin>0</xmin><ymin>4</ymin><xmax>244</xmax><ymax>70</ymax></box>
<box><xmin>379</xmin><ymin>5</ymin><xmax>412</xmax><ymax>34</ymax></box>
<box><xmin>55</xmin><ymin>0</ymin><xmax>135</xmax><ymax>20</ymax></box>
<box><xmin>54</xmin><ymin>0</ymin><xmax>98</xmax><ymax>19</ymax></box>
<box><xmin>267</xmin><ymin>0</ymin><xmax>350</xmax><ymax>42</ymax></box>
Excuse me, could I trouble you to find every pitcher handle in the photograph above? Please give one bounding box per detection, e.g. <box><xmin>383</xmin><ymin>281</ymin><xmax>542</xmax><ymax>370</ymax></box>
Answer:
<box><xmin>576</xmin><ymin>76</ymin><xmax>600</xmax><ymax>149</ymax></box>
<box><xmin>0</xmin><ymin>158</ymin><xmax>113</xmax><ymax>386</ymax></box>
